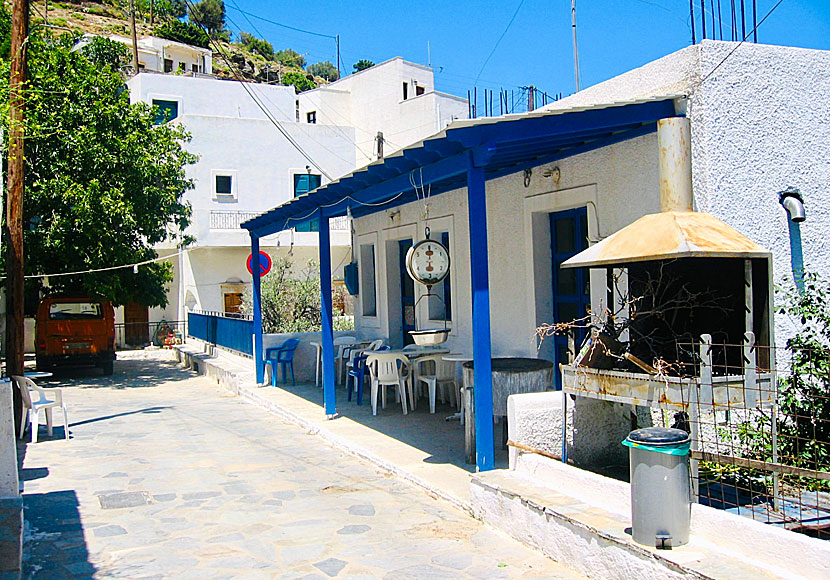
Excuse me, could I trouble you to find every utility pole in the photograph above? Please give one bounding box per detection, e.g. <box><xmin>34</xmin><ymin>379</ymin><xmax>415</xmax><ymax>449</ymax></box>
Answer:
<box><xmin>150</xmin><ymin>0</ymin><xmax>154</xmax><ymax>26</ymax></box>
<box><xmin>335</xmin><ymin>35</ymin><xmax>340</xmax><ymax>79</ymax></box>
<box><xmin>129</xmin><ymin>0</ymin><xmax>140</xmax><ymax>73</ymax></box>
<box><xmin>571</xmin><ymin>0</ymin><xmax>580</xmax><ymax>92</ymax></box>
<box><xmin>7</xmin><ymin>0</ymin><xmax>30</xmax><ymax>436</ymax></box>
<box><xmin>527</xmin><ymin>86</ymin><xmax>535</xmax><ymax>111</ymax></box>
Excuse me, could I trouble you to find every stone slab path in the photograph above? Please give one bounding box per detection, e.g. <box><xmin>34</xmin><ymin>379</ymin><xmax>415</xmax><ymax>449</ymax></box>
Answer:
<box><xmin>19</xmin><ymin>350</ymin><xmax>584</xmax><ymax>579</ymax></box>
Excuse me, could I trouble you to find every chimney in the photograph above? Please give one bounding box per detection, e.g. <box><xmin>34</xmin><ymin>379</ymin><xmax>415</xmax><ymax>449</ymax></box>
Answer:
<box><xmin>658</xmin><ymin>117</ymin><xmax>693</xmax><ymax>212</ymax></box>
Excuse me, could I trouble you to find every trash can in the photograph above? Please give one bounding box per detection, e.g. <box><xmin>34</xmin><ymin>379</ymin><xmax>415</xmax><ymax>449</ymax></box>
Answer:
<box><xmin>623</xmin><ymin>426</ymin><xmax>691</xmax><ymax>548</ymax></box>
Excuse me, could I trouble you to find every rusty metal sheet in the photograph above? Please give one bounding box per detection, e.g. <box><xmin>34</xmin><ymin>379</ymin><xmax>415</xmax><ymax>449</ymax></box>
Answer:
<box><xmin>561</xmin><ymin>211</ymin><xmax>770</xmax><ymax>269</ymax></box>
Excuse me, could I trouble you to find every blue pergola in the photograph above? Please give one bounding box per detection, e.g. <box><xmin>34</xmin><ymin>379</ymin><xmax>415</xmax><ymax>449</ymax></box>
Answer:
<box><xmin>243</xmin><ymin>97</ymin><xmax>681</xmax><ymax>471</ymax></box>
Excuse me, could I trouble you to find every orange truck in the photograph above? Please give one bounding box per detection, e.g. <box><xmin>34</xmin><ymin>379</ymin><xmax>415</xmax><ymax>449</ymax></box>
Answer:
<box><xmin>36</xmin><ymin>296</ymin><xmax>116</xmax><ymax>375</ymax></box>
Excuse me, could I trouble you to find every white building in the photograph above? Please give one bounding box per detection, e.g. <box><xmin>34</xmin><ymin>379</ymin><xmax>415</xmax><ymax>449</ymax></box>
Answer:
<box><xmin>77</xmin><ymin>33</ymin><xmax>213</xmax><ymax>74</ymax></box>
<box><xmin>123</xmin><ymin>57</ymin><xmax>467</xmax><ymax>345</ymax></box>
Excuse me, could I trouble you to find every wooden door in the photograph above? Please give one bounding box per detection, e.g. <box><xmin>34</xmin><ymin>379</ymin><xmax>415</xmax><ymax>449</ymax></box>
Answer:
<box><xmin>224</xmin><ymin>293</ymin><xmax>243</xmax><ymax>317</ymax></box>
<box><xmin>124</xmin><ymin>301</ymin><xmax>149</xmax><ymax>345</ymax></box>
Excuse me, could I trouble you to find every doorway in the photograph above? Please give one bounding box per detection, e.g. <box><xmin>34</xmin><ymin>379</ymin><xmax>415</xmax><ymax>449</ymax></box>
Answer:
<box><xmin>124</xmin><ymin>301</ymin><xmax>149</xmax><ymax>346</ymax></box>
<box><xmin>550</xmin><ymin>208</ymin><xmax>590</xmax><ymax>389</ymax></box>
<box><xmin>398</xmin><ymin>239</ymin><xmax>416</xmax><ymax>346</ymax></box>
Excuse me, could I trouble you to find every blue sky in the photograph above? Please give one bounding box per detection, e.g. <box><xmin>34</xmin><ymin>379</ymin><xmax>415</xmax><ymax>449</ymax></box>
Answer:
<box><xmin>225</xmin><ymin>1</ymin><xmax>829</xmax><ymax>100</ymax></box>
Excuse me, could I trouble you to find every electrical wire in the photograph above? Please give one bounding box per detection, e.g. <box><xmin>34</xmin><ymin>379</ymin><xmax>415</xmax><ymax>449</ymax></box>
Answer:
<box><xmin>225</xmin><ymin>4</ymin><xmax>337</xmax><ymax>40</ymax></box>
<box><xmin>691</xmin><ymin>0</ymin><xmax>785</xmax><ymax>93</ymax></box>
<box><xmin>473</xmin><ymin>0</ymin><xmax>526</xmax><ymax>86</ymax></box>
<box><xmin>181</xmin><ymin>0</ymin><xmax>335</xmax><ymax>181</ymax></box>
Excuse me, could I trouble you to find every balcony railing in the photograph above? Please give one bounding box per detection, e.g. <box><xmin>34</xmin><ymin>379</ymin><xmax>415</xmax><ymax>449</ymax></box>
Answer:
<box><xmin>210</xmin><ymin>211</ymin><xmax>350</xmax><ymax>231</ymax></box>
<box><xmin>210</xmin><ymin>211</ymin><xmax>262</xmax><ymax>230</ymax></box>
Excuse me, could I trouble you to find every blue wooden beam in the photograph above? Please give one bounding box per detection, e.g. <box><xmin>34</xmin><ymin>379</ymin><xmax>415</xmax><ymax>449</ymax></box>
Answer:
<box><xmin>318</xmin><ymin>212</ymin><xmax>337</xmax><ymax>417</ymax></box>
<box><xmin>250</xmin><ymin>234</ymin><xmax>265</xmax><ymax>385</ymax></box>
<box><xmin>467</xmin><ymin>152</ymin><xmax>495</xmax><ymax>472</ymax></box>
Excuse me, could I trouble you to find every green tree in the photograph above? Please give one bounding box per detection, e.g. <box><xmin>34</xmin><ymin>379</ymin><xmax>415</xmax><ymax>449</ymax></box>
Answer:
<box><xmin>353</xmin><ymin>59</ymin><xmax>374</xmax><ymax>72</ymax></box>
<box><xmin>137</xmin><ymin>0</ymin><xmax>187</xmax><ymax>19</ymax></box>
<box><xmin>238</xmin><ymin>31</ymin><xmax>274</xmax><ymax>60</ymax></box>
<box><xmin>0</xmin><ymin>31</ymin><xmax>196</xmax><ymax>307</ymax></box>
<box><xmin>274</xmin><ymin>48</ymin><xmax>305</xmax><ymax>68</ymax></box>
<box><xmin>242</xmin><ymin>258</ymin><xmax>352</xmax><ymax>333</ymax></box>
<box><xmin>154</xmin><ymin>19</ymin><xmax>211</xmax><ymax>49</ymax></box>
<box><xmin>282</xmin><ymin>70</ymin><xmax>316</xmax><ymax>93</ymax></box>
<box><xmin>308</xmin><ymin>60</ymin><xmax>338</xmax><ymax>81</ymax></box>
<box><xmin>187</xmin><ymin>0</ymin><xmax>226</xmax><ymax>36</ymax></box>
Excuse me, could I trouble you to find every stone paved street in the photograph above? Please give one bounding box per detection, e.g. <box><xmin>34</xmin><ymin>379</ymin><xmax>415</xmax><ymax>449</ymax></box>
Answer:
<box><xmin>19</xmin><ymin>350</ymin><xmax>583</xmax><ymax>579</ymax></box>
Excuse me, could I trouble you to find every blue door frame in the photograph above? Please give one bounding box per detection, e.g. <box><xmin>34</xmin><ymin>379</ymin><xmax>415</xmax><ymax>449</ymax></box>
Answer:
<box><xmin>398</xmin><ymin>239</ymin><xmax>416</xmax><ymax>346</ymax></box>
<box><xmin>550</xmin><ymin>208</ymin><xmax>590</xmax><ymax>389</ymax></box>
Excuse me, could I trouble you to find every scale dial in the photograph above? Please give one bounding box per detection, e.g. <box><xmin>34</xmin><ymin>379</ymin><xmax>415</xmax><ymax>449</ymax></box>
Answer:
<box><xmin>406</xmin><ymin>239</ymin><xmax>450</xmax><ymax>286</ymax></box>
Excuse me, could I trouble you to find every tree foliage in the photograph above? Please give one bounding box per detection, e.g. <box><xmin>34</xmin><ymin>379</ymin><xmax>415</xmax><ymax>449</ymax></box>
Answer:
<box><xmin>242</xmin><ymin>258</ymin><xmax>352</xmax><ymax>334</ymax></box>
<box><xmin>187</xmin><ymin>0</ymin><xmax>226</xmax><ymax>36</ymax></box>
<box><xmin>154</xmin><ymin>19</ymin><xmax>210</xmax><ymax>49</ymax></box>
<box><xmin>308</xmin><ymin>60</ymin><xmax>338</xmax><ymax>81</ymax></box>
<box><xmin>238</xmin><ymin>31</ymin><xmax>274</xmax><ymax>60</ymax></box>
<box><xmin>353</xmin><ymin>59</ymin><xmax>374</xmax><ymax>72</ymax></box>
<box><xmin>0</xmin><ymin>29</ymin><xmax>196</xmax><ymax>307</ymax></box>
<box><xmin>275</xmin><ymin>48</ymin><xmax>305</xmax><ymax>68</ymax></box>
<box><xmin>137</xmin><ymin>0</ymin><xmax>187</xmax><ymax>19</ymax></box>
<box><xmin>281</xmin><ymin>70</ymin><xmax>316</xmax><ymax>93</ymax></box>
<box><xmin>776</xmin><ymin>273</ymin><xmax>830</xmax><ymax>479</ymax></box>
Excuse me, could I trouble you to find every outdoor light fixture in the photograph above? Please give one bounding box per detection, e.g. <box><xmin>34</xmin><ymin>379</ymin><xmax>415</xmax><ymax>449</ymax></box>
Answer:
<box><xmin>543</xmin><ymin>166</ymin><xmax>561</xmax><ymax>183</ymax></box>
<box><xmin>779</xmin><ymin>187</ymin><xmax>806</xmax><ymax>223</ymax></box>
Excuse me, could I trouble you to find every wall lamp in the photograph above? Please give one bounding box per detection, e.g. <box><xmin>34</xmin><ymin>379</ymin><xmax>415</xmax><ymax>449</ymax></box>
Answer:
<box><xmin>779</xmin><ymin>187</ymin><xmax>806</xmax><ymax>223</ymax></box>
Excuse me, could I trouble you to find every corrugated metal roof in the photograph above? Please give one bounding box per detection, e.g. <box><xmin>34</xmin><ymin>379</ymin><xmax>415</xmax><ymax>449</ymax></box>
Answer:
<box><xmin>561</xmin><ymin>211</ymin><xmax>770</xmax><ymax>268</ymax></box>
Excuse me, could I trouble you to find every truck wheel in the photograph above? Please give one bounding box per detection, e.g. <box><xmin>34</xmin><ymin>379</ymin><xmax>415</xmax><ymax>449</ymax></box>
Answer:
<box><xmin>101</xmin><ymin>361</ymin><xmax>114</xmax><ymax>375</ymax></box>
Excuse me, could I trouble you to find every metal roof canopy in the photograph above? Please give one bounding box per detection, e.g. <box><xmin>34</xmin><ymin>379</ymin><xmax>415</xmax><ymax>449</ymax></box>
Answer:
<box><xmin>242</xmin><ymin>98</ymin><xmax>682</xmax><ymax>237</ymax></box>
<box><xmin>561</xmin><ymin>211</ymin><xmax>771</xmax><ymax>269</ymax></box>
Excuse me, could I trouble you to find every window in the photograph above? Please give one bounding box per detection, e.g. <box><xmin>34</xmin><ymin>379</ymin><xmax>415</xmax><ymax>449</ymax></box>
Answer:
<box><xmin>360</xmin><ymin>244</ymin><xmax>377</xmax><ymax>317</ymax></box>
<box><xmin>152</xmin><ymin>99</ymin><xmax>178</xmax><ymax>124</ymax></box>
<box><xmin>295</xmin><ymin>100</ymin><xmax>300</xmax><ymax>122</ymax></box>
<box><xmin>402</xmin><ymin>82</ymin><xmax>408</xmax><ymax>100</ymax></box>
<box><xmin>49</xmin><ymin>302</ymin><xmax>103</xmax><ymax>320</ymax></box>
<box><xmin>191</xmin><ymin>64</ymin><xmax>198</xmax><ymax>73</ymax></box>
<box><xmin>416</xmin><ymin>85</ymin><xmax>425</xmax><ymax>96</ymax></box>
<box><xmin>164</xmin><ymin>58</ymin><xmax>173</xmax><ymax>73</ymax></box>
<box><xmin>178</xmin><ymin>62</ymin><xmax>185</xmax><ymax>72</ymax></box>
<box><xmin>293</xmin><ymin>173</ymin><xmax>322</xmax><ymax>231</ymax></box>
<box><xmin>215</xmin><ymin>175</ymin><xmax>232</xmax><ymax>195</ymax></box>
<box><xmin>307</xmin><ymin>111</ymin><xmax>317</xmax><ymax>124</ymax></box>
<box><xmin>428</xmin><ymin>232</ymin><xmax>452</xmax><ymax>321</ymax></box>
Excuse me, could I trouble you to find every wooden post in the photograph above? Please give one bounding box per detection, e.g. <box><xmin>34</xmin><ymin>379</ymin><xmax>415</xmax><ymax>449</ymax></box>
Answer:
<box><xmin>129</xmin><ymin>0</ymin><xmax>140</xmax><ymax>73</ymax></box>
<box><xmin>7</xmin><ymin>0</ymin><xmax>30</xmax><ymax>437</ymax></box>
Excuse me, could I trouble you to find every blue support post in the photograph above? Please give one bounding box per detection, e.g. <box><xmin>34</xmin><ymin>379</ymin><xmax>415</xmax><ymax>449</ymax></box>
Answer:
<box><xmin>466</xmin><ymin>153</ymin><xmax>495</xmax><ymax>472</ymax></box>
<box><xmin>318</xmin><ymin>213</ymin><xmax>337</xmax><ymax>416</ymax></box>
<box><xmin>250</xmin><ymin>235</ymin><xmax>265</xmax><ymax>384</ymax></box>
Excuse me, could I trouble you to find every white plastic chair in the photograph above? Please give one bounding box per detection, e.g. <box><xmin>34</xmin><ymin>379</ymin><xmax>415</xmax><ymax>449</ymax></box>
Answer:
<box><xmin>334</xmin><ymin>336</ymin><xmax>357</xmax><ymax>385</ymax></box>
<box><xmin>345</xmin><ymin>339</ymin><xmax>384</xmax><ymax>380</ymax></box>
<box><xmin>414</xmin><ymin>355</ymin><xmax>457</xmax><ymax>414</ymax></box>
<box><xmin>365</xmin><ymin>353</ymin><xmax>413</xmax><ymax>416</ymax></box>
<box><xmin>12</xmin><ymin>376</ymin><xmax>69</xmax><ymax>443</ymax></box>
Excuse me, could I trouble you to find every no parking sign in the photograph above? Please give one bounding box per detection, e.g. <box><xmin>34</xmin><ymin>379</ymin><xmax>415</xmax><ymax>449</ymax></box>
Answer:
<box><xmin>247</xmin><ymin>251</ymin><xmax>272</xmax><ymax>277</ymax></box>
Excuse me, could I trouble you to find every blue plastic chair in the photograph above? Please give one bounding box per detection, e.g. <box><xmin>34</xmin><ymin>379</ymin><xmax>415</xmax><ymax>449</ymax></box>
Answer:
<box><xmin>265</xmin><ymin>339</ymin><xmax>300</xmax><ymax>386</ymax></box>
<box><xmin>348</xmin><ymin>345</ymin><xmax>389</xmax><ymax>405</ymax></box>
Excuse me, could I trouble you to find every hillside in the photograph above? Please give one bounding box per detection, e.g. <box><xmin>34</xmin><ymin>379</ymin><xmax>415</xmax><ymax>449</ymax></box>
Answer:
<box><xmin>21</xmin><ymin>1</ymin><xmax>330</xmax><ymax>88</ymax></box>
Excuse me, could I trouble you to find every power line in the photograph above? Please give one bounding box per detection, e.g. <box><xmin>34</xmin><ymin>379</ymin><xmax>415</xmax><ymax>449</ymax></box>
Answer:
<box><xmin>181</xmin><ymin>0</ymin><xmax>334</xmax><ymax>180</ymax></box>
<box><xmin>225</xmin><ymin>4</ymin><xmax>337</xmax><ymax>40</ymax></box>
<box><xmin>693</xmin><ymin>0</ymin><xmax>785</xmax><ymax>91</ymax></box>
<box><xmin>473</xmin><ymin>0</ymin><xmax>526</xmax><ymax>86</ymax></box>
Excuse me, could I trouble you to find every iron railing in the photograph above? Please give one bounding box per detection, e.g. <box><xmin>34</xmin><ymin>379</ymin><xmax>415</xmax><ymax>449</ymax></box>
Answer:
<box><xmin>210</xmin><ymin>211</ymin><xmax>262</xmax><ymax>230</ymax></box>
<box><xmin>188</xmin><ymin>311</ymin><xmax>253</xmax><ymax>356</ymax></box>
<box><xmin>116</xmin><ymin>320</ymin><xmax>186</xmax><ymax>348</ymax></box>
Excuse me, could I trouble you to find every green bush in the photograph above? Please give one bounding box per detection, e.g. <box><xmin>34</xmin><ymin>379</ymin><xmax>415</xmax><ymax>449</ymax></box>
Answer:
<box><xmin>308</xmin><ymin>60</ymin><xmax>338</xmax><ymax>81</ymax></box>
<box><xmin>238</xmin><ymin>31</ymin><xmax>274</xmax><ymax>60</ymax></box>
<box><xmin>243</xmin><ymin>257</ymin><xmax>352</xmax><ymax>334</ymax></box>
<box><xmin>275</xmin><ymin>48</ymin><xmax>305</xmax><ymax>68</ymax></box>
<box><xmin>282</xmin><ymin>70</ymin><xmax>316</xmax><ymax>93</ymax></box>
<box><xmin>154</xmin><ymin>19</ymin><xmax>210</xmax><ymax>48</ymax></box>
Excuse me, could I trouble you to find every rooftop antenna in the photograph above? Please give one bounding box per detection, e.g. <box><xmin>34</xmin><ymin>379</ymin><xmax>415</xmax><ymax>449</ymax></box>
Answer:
<box><xmin>427</xmin><ymin>40</ymin><xmax>431</xmax><ymax>68</ymax></box>
<box><xmin>571</xmin><ymin>0</ymin><xmax>580</xmax><ymax>92</ymax></box>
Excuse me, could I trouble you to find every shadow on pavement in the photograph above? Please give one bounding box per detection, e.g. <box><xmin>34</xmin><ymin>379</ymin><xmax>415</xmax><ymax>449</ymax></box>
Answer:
<box><xmin>270</xmin><ymin>380</ymin><xmax>509</xmax><ymax>472</ymax></box>
<box><xmin>36</xmin><ymin>352</ymin><xmax>195</xmax><ymax>391</ymax></box>
<box><xmin>69</xmin><ymin>406</ymin><xmax>172</xmax><ymax>428</ymax></box>
<box><xmin>21</xmin><ymin>490</ymin><xmax>95</xmax><ymax>580</ymax></box>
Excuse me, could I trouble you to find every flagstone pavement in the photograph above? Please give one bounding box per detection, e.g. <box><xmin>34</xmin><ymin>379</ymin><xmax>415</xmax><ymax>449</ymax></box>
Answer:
<box><xmin>18</xmin><ymin>350</ymin><xmax>584</xmax><ymax>579</ymax></box>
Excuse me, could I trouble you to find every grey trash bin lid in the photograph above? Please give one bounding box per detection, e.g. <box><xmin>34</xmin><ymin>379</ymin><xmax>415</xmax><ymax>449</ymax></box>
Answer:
<box><xmin>624</xmin><ymin>427</ymin><xmax>691</xmax><ymax>455</ymax></box>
